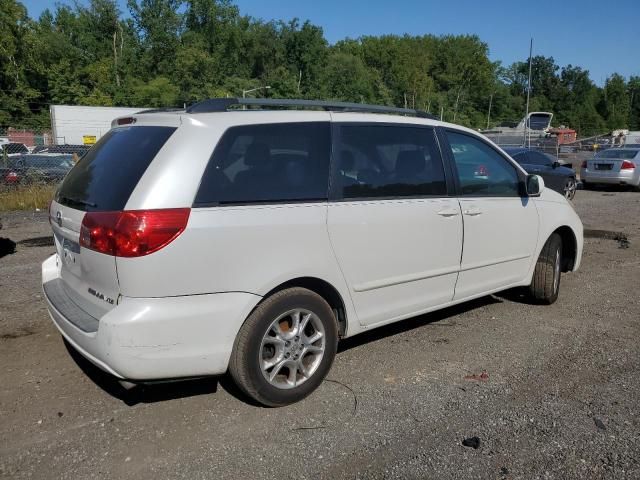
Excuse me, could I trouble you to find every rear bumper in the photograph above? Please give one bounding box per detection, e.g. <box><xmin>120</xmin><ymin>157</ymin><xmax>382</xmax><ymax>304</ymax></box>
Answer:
<box><xmin>580</xmin><ymin>168</ymin><xmax>639</xmax><ymax>186</ymax></box>
<box><xmin>42</xmin><ymin>254</ymin><xmax>261</xmax><ymax>381</ymax></box>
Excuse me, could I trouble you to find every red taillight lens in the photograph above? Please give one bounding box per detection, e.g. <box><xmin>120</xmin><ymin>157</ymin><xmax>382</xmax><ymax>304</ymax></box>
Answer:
<box><xmin>581</xmin><ymin>160</ymin><xmax>587</xmax><ymax>168</ymax></box>
<box><xmin>80</xmin><ymin>209</ymin><xmax>190</xmax><ymax>257</ymax></box>
<box><xmin>5</xmin><ymin>171</ymin><xmax>19</xmax><ymax>183</ymax></box>
<box><xmin>621</xmin><ymin>160</ymin><xmax>636</xmax><ymax>170</ymax></box>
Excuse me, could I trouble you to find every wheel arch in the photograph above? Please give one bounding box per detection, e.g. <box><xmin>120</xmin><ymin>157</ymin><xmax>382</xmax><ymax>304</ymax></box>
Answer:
<box><xmin>262</xmin><ymin>277</ymin><xmax>348</xmax><ymax>337</ymax></box>
<box><xmin>553</xmin><ymin>225</ymin><xmax>578</xmax><ymax>272</ymax></box>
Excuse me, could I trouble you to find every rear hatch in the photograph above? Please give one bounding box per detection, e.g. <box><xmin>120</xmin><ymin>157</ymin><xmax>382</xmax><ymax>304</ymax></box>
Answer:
<box><xmin>48</xmin><ymin>125</ymin><xmax>177</xmax><ymax>321</ymax></box>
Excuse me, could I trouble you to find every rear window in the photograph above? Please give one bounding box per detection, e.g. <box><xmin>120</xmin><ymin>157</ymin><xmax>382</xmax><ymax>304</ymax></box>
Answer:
<box><xmin>596</xmin><ymin>149</ymin><xmax>639</xmax><ymax>160</ymax></box>
<box><xmin>194</xmin><ymin>122</ymin><xmax>330</xmax><ymax>206</ymax></box>
<box><xmin>55</xmin><ymin>126</ymin><xmax>176</xmax><ymax>211</ymax></box>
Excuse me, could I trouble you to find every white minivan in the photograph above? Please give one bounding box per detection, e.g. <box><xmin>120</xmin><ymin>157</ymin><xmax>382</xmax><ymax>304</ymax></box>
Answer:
<box><xmin>42</xmin><ymin>98</ymin><xmax>583</xmax><ymax>406</ymax></box>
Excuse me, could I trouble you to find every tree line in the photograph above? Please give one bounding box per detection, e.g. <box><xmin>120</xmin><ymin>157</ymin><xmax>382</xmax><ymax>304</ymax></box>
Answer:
<box><xmin>1</xmin><ymin>0</ymin><xmax>638</xmax><ymax>136</ymax></box>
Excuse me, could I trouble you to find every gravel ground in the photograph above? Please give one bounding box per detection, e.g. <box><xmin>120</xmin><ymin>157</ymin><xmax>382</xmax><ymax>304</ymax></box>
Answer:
<box><xmin>1</xmin><ymin>189</ymin><xmax>639</xmax><ymax>479</ymax></box>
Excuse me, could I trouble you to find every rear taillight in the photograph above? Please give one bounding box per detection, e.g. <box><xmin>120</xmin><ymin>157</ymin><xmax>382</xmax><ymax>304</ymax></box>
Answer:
<box><xmin>621</xmin><ymin>160</ymin><xmax>636</xmax><ymax>170</ymax></box>
<box><xmin>80</xmin><ymin>209</ymin><xmax>190</xmax><ymax>257</ymax></box>
<box><xmin>5</xmin><ymin>171</ymin><xmax>19</xmax><ymax>183</ymax></box>
<box><xmin>581</xmin><ymin>161</ymin><xmax>587</xmax><ymax>168</ymax></box>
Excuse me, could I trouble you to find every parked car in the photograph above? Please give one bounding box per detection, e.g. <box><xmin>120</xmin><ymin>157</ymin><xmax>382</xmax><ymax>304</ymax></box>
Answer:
<box><xmin>1</xmin><ymin>154</ymin><xmax>74</xmax><ymax>185</ymax></box>
<box><xmin>502</xmin><ymin>147</ymin><xmax>577</xmax><ymax>200</ymax></box>
<box><xmin>581</xmin><ymin>148</ymin><xmax>640</xmax><ymax>190</ymax></box>
<box><xmin>42</xmin><ymin>98</ymin><xmax>583</xmax><ymax>406</ymax></box>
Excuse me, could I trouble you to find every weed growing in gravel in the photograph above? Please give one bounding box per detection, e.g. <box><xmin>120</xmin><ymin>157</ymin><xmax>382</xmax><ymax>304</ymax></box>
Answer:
<box><xmin>0</xmin><ymin>185</ymin><xmax>56</xmax><ymax>211</ymax></box>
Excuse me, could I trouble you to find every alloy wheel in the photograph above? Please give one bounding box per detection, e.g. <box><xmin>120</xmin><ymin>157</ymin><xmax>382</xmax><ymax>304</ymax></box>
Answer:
<box><xmin>564</xmin><ymin>177</ymin><xmax>577</xmax><ymax>200</ymax></box>
<box><xmin>259</xmin><ymin>309</ymin><xmax>326</xmax><ymax>389</ymax></box>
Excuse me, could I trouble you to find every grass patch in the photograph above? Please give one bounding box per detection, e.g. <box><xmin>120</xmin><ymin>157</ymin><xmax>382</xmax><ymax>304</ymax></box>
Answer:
<box><xmin>0</xmin><ymin>185</ymin><xmax>56</xmax><ymax>211</ymax></box>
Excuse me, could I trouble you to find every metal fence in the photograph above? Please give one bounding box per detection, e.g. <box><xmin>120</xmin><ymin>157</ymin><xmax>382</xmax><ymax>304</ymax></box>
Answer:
<box><xmin>483</xmin><ymin>130</ymin><xmax>618</xmax><ymax>171</ymax></box>
<box><xmin>1</xmin><ymin>128</ymin><xmax>90</xmax><ymax>192</ymax></box>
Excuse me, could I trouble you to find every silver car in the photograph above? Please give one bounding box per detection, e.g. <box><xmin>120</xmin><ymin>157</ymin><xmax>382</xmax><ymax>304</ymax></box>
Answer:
<box><xmin>581</xmin><ymin>148</ymin><xmax>640</xmax><ymax>190</ymax></box>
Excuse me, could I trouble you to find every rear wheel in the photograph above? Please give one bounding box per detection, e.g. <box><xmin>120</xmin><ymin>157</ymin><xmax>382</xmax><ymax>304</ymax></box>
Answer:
<box><xmin>229</xmin><ymin>287</ymin><xmax>338</xmax><ymax>406</ymax></box>
<box><xmin>528</xmin><ymin>233</ymin><xmax>562</xmax><ymax>304</ymax></box>
<box><xmin>563</xmin><ymin>177</ymin><xmax>577</xmax><ymax>200</ymax></box>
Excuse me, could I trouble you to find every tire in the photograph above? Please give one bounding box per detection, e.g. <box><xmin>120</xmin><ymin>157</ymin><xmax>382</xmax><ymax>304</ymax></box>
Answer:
<box><xmin>528</xmin><ymin>233</ymin><xmax>563</xmax><ymax>305</ymax></box>
<box><xmin>229</xmin><ymin>287</ymin><xmax>338</xmax><ymax>406</ymax></box>
<box><xmin>563</xmin><ymin>177</ymin><xmax>577</xmax><ymax>200</ymax></box>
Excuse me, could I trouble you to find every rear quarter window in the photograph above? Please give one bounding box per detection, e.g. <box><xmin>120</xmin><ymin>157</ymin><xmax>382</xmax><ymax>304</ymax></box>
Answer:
<box><xmin>55</xmin><ymin>126</ymin><xmax>176</xmax><ymax>211</ymax></box>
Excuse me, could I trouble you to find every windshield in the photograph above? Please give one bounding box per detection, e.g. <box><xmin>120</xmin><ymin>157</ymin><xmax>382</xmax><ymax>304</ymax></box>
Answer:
<box><xmin>527</xmin><ymin>113</ymin><xmax>552</xmax><ymax>131</ymax></box>
<box><xmin>595</xmin><ymin>149</ymin><xmax>639</xmax><ymax>160</ymax></box>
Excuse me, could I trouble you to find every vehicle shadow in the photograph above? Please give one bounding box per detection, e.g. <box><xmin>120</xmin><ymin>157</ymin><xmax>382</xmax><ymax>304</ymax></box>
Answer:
<box><xmin>338</xmin><ymin>295</ymin><xmax>502</xmax><ymax>353</ymax></box>
<box><xmin>583</xmin><ymin>184</ymin><xmax>636</xmax><ymax>193</ymax></box>
<box><xmin>63</xmin><ymin>339</ymin><xmax>219</xmax><ymax>406</ymax></box>
<box><xmin>64</xmin><ymin>294</ymin><xmax>508</xmax><ymax>406</ymax></box>
<box><xmin>493</xmin><ymin>287</ymin><xmax>541</xmax><ymax>306</ymax></box>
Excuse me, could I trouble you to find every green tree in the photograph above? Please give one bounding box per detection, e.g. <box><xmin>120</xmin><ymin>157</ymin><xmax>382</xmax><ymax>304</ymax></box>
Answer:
<box><xmin>602</xmin><ymin>73</ymin><xmax>630</xmax><ymax>130</ymax></box>
<box><xmin>130</xmin><ymin>76</ymin><xmax>179</xmax><ymax>106</ymax></box>
<box><xmin>628</xmin><ymin>76</ymin><xmax>640</xmax><ymax>130</ymax></box>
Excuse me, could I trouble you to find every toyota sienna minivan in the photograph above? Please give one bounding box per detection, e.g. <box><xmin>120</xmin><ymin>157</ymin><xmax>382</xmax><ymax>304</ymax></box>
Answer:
<box><xmin>42</xmin><ymin>98</ymin><xmax>583</xmax><ymax>406</ymax></box>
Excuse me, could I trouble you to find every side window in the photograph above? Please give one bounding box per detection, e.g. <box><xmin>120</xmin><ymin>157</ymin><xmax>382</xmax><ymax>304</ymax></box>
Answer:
<box><xmin>527</xmin><ymin>151</ymin><xmax>552</xmax><ymax>166</ymax></box>
<box><xmin>446</xmin><ymin>131</ymin><xmax>520</xmax><ymax>197</ymax></box>
<box><xmin>194</xmin><ymin>122</ymin><xmax>330</xmax><ymax>206</ymax></box>
<box><xmin>334</xmin><ymin>125</ymin><xmax>447</xmax><ymax>199</ymax></box>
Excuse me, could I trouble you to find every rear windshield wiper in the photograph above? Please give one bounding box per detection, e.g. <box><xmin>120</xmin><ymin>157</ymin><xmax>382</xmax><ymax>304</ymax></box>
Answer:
<box><xmin>60</xmin><ymin>196</ymin><xmax>97</xmax><ymax>208</ymax></box>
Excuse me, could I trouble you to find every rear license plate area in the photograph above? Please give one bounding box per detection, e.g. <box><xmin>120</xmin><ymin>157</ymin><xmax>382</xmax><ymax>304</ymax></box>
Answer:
<box><xmin>595</xmin><ymin>163</ymin><xmax>612</xmax><ymax>170</ymax></box>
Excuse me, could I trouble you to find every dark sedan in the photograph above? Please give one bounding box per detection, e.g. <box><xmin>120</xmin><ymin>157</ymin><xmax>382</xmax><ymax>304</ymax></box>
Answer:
<box><xmin>1</xmin><ymin>154</ymin><xmax>74</xmax><ymax>186</ymax></box>
<box><xmin>502</xmin><ymin>147</ymin><xmax>577</xmax><ymax>200</ymax></box>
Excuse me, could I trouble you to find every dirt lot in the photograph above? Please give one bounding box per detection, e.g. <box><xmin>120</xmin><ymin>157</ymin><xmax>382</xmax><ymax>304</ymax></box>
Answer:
<box><xmin>1</xmin><ymin>189</ymin><xmax>639</xmax><ymax>479</ymax></box>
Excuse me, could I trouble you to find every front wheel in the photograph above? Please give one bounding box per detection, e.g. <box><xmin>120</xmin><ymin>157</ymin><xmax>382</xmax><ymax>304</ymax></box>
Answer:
<box><xmin>564</xmin><ymin>177</ymin><xmax>577</xmax><ymax>200</ymax></box>
<box><xmin>528</xmin><ymin>233</ymin><xmax>563</xmax><ymax>304</ymax></box>
<box><xmin>229</xmin><ymin>287</ymin><xmax>338</xmax><ymax>406</ymax></box>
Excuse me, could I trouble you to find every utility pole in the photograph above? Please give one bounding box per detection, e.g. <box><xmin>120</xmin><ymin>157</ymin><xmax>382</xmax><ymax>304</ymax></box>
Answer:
<box><xmin>524</xmin><ymin>38</ymin><xmax>533</xmax><ymax>148</ymax></box>
<box><xmin>486</xmin><ymin>93</ymin><xmax>493</xmax><ymax>129</ymax></box>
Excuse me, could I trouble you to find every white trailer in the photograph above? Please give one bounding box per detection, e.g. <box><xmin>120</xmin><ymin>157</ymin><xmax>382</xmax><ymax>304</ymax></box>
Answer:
<box><xmin>50</xmin><ymin>105</ymin><xmax>146</xmax><ymax>145</ymax></box>
<box><xmin>624</xmin><ymin>131</ymin><xmax>640</xmax><ymax>146</ymax></box>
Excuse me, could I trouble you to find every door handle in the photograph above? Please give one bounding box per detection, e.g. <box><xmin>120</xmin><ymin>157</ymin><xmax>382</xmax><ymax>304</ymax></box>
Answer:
<box><xmin>436</xmin><ymin>208</ymin><xmax>460</xmax><ymax>217</ymax></box>
<box><xmin>463</xmin><ymin>207</ymin><xmax>482</xmax><ymax>216</ymax></box>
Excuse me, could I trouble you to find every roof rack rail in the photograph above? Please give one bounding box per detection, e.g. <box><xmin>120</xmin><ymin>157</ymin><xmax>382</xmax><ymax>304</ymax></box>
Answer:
<box><xmin>185</xmin><ymin>98</ymin><xmax>438</xmax><ymax>119</ymax></box>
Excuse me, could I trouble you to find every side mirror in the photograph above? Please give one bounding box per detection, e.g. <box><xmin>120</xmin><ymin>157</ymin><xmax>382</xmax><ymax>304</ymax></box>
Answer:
<box><xmin>526</xmin><ymin>174</ymin><xmax>545</xmax><ymax>197</ymax></box>
<box><xmin>552</xmin><ymin>161</ymin><xmax>560</xmax><ymax>169</ymax></box>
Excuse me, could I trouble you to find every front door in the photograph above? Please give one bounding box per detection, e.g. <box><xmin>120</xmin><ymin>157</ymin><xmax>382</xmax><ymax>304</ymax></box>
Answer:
<box><xmin>441</xmin><ymin>130</ymin><xmax>539</xmax><ymax>300</ymax></box>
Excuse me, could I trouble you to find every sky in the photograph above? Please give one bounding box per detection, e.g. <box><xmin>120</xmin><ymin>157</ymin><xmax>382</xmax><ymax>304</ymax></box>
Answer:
<box><xmin>20</xmin><ymin>0</ymin><xmax>640</xmax><ymax>86</ymax></box>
